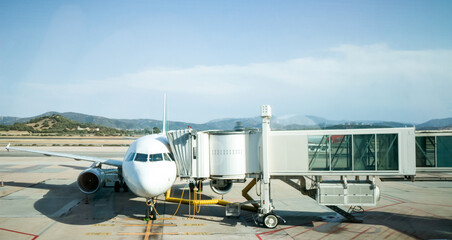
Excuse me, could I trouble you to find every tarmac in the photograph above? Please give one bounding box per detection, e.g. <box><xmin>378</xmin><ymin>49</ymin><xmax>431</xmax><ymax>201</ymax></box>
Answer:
<box><xmin>1</xmin><ymin>146</ymin><xmax>452</xmax><ymax>240</ymax></box>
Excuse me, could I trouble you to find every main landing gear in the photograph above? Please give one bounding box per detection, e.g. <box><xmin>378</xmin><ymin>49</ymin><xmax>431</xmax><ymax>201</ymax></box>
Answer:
<box><xmin>114</xmin><ymin>181</ymin><xmax>128</xmax><ymax>192</ymax></box>
<box><xmin>145</xmin><ymin>197</ymin><xmax>157</xmax><ymax>220</ymax></box>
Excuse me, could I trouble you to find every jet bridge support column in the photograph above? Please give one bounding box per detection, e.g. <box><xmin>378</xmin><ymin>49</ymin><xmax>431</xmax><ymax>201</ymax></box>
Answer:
<box><xmin>258</xmin><ymin>105</ymin><xmax>278</xmax><ymax>228</ymax></box>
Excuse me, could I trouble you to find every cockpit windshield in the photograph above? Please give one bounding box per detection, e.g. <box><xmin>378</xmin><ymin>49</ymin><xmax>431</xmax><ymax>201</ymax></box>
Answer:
<box><xmin>134</xmin><ymin>153</ymin><xmax>148</xmax><ymax>162</ymax></box>
<box><xmin>129</xmin><ymin>152</ymin><xmax>174</xmax><ymax>162</ymax></box>
<box><xmin>149</xmin><ymin>154</ymin><xmax>163</xmax><ymax>161</ymax></box>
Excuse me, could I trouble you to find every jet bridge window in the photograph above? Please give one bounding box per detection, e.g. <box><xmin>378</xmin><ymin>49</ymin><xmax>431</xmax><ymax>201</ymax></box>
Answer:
<box><xmin>308</xmin><ymin>135</ymin><xmax>330</xmax><ymax>171</ymax></box>
<box><xmin>437</xmin><ymin>136</ymin><xmax>452</xmax><ymax>167</ymax></box>
<box><xmin>416</xmin><ymin>136</ymin><xmax>435</xmax><ymax>167</ymax></box>
<box><xmin>309</xmin><ymin>133</ymin><xmax>399</xmax><ymax>172</ymax></box>
<box><xmin>377</xmin><ymin>134</ymin><xmax>398</xmax><ymax>170</ymax></box>
<box><xmin>149</xmin><ymin>154</ymin><xmax>163</xmax><ymax>162</ymax></box>
<box><xmin>331</xmin><ymin>135</ymin><xmax>352</xmax><ymax>171</ymax></box>
<box><xmin>353</xmin><ymin>134</ymin><xmax>376</xmax><ymax>170</ymax></box>
<box><xmin>134</xmin><ymin>153</ymin><xmax>148</xmax><ymax>162</ymax></box>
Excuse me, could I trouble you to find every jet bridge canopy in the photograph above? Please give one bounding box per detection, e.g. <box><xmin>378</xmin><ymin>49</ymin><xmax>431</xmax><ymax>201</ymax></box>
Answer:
<box><xmin>167</xmin><ymin>127</ymin><xmax>416</xmax><ymax>178</ymax></box>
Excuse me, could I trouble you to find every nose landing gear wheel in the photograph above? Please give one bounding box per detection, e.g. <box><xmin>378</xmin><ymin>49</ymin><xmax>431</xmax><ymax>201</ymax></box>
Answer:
<box><xmin>145</xmin><ymin>198</ymin><xmax>157</xmax><ymax>220</ymax></box>
<box><xmin>263</xmin><ymin>214</ymin><xmax>278</xmax><ymax>229</ymax></box>
<box><xmin>146</xmin><ymin>207</ymin><xmax>156</xmax><ymax>220</ymax></box>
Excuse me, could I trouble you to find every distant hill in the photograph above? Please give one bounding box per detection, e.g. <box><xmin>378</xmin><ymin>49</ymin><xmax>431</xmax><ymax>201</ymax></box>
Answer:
<box><xmin>0</xmin><ymin>114</ymin><xmax>128</xmax><ymax>135</ymax></box>
<box><xmin>1</xmin><ymin>112</ymin><xmax>451</xmax><ymax>131</ymax></box>
<box><xmin>416</xmin><ymin>118</ymin><xmax>452</xmax><ymax>130</ymax></box>
<box><xmin>0</xmin><ymin>112</ymin><xmax>209</xmax><ymax>131</ymax></box>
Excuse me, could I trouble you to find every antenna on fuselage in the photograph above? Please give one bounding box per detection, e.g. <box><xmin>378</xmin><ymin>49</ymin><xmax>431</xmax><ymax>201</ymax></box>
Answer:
<box><xmin>162</xmin><ymin>94</ymin><xmax>167</xmax><ymax>134</ymax></box>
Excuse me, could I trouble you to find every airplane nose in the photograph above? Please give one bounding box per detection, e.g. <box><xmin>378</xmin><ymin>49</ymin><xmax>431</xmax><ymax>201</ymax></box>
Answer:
<box><xmin>125</xmin><ymin>161</ymin><xmax>175</xmax><ymax>198</ymax></box>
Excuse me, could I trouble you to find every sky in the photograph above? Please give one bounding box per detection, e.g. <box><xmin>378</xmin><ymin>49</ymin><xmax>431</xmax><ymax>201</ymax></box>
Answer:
<box><xmin>1</xmin><ymin>0</ymin><xmax>451</xmax><ymax>124</ymax></box>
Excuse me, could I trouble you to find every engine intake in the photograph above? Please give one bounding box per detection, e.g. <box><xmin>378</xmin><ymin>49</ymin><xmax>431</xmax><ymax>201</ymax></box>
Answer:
<box><xmin>77</xmin><ymin>168</ymin><xmax>105</xmax><ymax>194</ymax></box>
<box><xmin>210</xmin><ymin>179</ymin><xmax>233</xmax><ymax>195</ymax></box>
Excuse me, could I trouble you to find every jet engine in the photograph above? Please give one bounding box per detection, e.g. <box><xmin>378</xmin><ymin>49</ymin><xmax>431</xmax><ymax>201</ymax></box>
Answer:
<box><xmin>210</xmin><ymin>179</ymin><xmax>233</xmax><ymax>195</ymax></box>
<box><xmin>77</xmin><ymin>168</ymin><xmax>106</xmax><ymax>194</ymax></box>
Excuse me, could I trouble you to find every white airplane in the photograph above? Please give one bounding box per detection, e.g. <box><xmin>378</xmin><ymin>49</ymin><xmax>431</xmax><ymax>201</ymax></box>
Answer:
<box><xmin>6</xmin><ymin>96</ymin><xmax>177</xmax><ymax>219</ymax></box>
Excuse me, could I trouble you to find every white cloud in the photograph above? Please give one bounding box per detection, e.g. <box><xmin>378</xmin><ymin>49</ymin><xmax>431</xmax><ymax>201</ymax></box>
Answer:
<box><xmin>17</xmin><ymin>44</ymin><xmax>452</xmax><ymax>122</ymax></box>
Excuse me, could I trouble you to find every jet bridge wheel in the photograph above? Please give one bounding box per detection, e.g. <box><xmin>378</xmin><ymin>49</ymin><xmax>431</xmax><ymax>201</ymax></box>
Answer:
<box><xmin>189</xmin><ymin>182</ymin><xmax>195</xmax><ymax>192</ymax></box>
<box><xmin>263</xmin><ymin>213</ymin><xmax>278</xmax><ymax>229</ymax></box>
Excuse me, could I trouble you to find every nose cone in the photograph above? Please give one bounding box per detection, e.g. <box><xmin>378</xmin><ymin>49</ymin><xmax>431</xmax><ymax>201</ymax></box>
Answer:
<box><xmin>123</xmin><ymin>161</ymin><xmax>176</xmax><ymax>198</ymax></box>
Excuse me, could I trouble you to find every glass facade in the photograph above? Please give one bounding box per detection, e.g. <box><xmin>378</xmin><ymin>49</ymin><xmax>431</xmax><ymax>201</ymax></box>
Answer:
<box><xmin>309</xmin><ymin>133</ymin><xmax>399</xmax><ymax>172</ymax></box>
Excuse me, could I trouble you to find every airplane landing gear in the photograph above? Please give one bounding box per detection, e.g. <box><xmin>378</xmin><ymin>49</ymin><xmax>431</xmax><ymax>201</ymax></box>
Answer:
<box><xmin>114</xmin><ymin>181</ymin><xmax>120</xmax><ymax>192</ymax></box>
<box><xmin>114</xmin><ymin>181</ymin><xmax>129</xmax><ymax>192</ymax></box>
<box><xmin>145</xmin><ymin>198</ymin><xmax>157</xmax><ymax>220</ymax></box>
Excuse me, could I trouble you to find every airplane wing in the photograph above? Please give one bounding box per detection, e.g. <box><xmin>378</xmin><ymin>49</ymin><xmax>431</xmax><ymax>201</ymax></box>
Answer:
<box><xmin>5</xmin><ymin>144</ymin><xmax>123</xmax><ymax>167</ymax></box>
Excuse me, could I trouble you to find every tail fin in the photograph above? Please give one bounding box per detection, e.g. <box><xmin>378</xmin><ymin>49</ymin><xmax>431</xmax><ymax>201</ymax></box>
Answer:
<box><xmin>162</xmin><ymin>94</ymin><xmax>167</xmax><ymax>134</ymax></box>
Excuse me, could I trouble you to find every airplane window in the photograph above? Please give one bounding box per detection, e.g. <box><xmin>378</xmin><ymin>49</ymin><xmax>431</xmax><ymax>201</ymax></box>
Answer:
<box><xmin>125</xmin><ymin>152</ymin><xmax>135</xmax><ymax>162</ymax></box>
<box><xmin>168</xmin><ymin>153</ymin><xmax>175</xmax><ymax>161</ymax></box>
<box><xmin>149</xmin><ymin>153</ymin><xmax>163</xmax><ymax>161</ymax></box>
<box><xmin>163</xmin><ymin>153</ymin><xmax>172</xmax><ymax>161</ymax></box>
<box><xmin>134</xmin><ymin>153</ymin><xmax>148</xmax><ymax>162</ymax></box>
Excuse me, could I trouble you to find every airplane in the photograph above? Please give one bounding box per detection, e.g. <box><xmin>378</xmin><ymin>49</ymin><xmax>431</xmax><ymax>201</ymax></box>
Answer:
<box><xmin>5</xmin><ymin>95</ymin><xmax>177</xmax><ymax>220</ymax></box>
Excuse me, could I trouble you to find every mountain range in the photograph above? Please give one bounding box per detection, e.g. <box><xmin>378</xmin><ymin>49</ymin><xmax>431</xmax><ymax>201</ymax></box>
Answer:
<box><xmin>1</xmin><ymin>111</ymin><xmax>451</xmax><ymax>131</ymax></box>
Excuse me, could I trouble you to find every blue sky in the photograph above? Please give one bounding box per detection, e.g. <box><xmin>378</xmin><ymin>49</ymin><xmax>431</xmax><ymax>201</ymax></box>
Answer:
<box><xmin>1</xmin><ymin>1</ymin><xmax>451</xmax><ymax>123</ymax></box>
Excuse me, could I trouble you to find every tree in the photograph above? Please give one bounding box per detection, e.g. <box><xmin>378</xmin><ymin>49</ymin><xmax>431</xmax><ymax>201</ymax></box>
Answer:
<box><xmin>42</xmin><ymin>121</ymin><xmax>50</xmax><ymax>128</ymax></box>
<box><xmin>153</xmin><ymin>127</ymin><xmax>161</xmax><ymax>134</ymax></box>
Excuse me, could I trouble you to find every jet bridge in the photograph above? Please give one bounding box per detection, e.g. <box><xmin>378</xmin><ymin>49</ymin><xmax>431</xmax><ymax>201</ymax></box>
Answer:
<box><xmin>166</xmin><ymin>105</ymin><xmax>416</xmax><ymax>228</ymax></box>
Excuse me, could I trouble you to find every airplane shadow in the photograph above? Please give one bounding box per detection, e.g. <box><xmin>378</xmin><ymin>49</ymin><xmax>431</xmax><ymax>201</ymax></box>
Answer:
<box><xmin>3</xmin><ymin>180</ymin><xmax>146</xmax><ymax>225</ymax></box>
<box><xmin>2</xmin><ymin>180</ymin><xmax>252</xmax><ymax>227</ymax></box>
